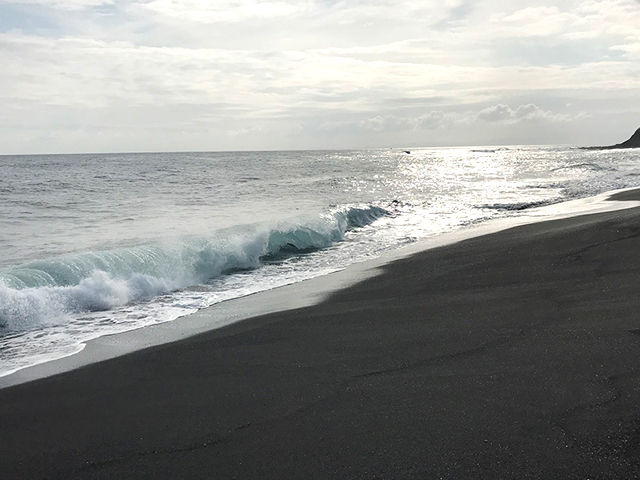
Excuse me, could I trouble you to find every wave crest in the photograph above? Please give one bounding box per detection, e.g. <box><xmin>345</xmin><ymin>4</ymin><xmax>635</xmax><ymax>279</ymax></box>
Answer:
<box><xmin>0</xmin><ymin>204</ymin><xmax>389</xmax><ymax>331</ymax></box>
<box><xmin>480</xmin><ymin>200</ymin><xmax>553</xmax><ymax>211</ymax></box>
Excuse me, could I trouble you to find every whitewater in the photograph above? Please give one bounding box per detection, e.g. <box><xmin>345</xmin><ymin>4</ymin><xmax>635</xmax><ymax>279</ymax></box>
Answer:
<box><xmin>1</xmin><ymin>146</ymin><xmax>640</xmax><ymax>377</ymax></box>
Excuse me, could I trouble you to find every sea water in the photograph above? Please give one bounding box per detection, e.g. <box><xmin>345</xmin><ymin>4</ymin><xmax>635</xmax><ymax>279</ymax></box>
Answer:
<box><xmin>1</xmin><ymin>146</ymin><xmax>639</xmax><ymax>376</ymax></box>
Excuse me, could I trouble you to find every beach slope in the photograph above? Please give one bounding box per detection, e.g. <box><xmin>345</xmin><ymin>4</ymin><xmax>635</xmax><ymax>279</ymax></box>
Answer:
<box><xmin>3</xmin><ymin>199</ymin><xmax>640</xmax><ymax>479</ymax></box>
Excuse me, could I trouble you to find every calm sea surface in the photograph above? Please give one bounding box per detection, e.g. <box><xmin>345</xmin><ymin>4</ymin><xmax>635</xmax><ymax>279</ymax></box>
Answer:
<box><xmin>1</xmin><ymin>146</ymin><xmax>639</xmax><ymax>375</ymax></box>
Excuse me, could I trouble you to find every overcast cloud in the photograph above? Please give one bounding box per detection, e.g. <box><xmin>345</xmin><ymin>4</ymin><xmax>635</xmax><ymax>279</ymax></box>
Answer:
<box><xmin>1</xmin><ymin>0</ymin><xmax>639</xmax><ymax>153</ymax></box>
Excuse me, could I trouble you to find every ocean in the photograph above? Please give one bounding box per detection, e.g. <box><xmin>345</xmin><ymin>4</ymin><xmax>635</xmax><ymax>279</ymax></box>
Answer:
<box><xmin>1</xmin><ymin>146</ymin><xmax>639</xmax><ymax>377</ymax></box>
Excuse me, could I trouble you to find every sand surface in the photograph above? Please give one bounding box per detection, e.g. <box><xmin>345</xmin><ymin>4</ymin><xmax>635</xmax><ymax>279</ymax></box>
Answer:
<box><xmin>3</xmin><ymin>199</ymin><xmax>640</xmax><ymax>479</ymax></box>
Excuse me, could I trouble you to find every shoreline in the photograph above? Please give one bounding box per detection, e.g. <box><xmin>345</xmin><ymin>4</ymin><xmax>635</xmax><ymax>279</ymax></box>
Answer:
<box><xmin>1</xmin><ymin>187</ymin><xmax>639</xmax><ymax>389</ymax></box>
<box><xmin>3</xmin><ymin>188</ymin><xmax>640</xmax><ymax>477</ymax></box>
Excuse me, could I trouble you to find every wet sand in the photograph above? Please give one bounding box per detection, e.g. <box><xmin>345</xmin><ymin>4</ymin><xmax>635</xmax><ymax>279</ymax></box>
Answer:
<box><xmin>2</xmin><ymin>196</ymin><xmax>640</xmax><ymax>479</ymax></box>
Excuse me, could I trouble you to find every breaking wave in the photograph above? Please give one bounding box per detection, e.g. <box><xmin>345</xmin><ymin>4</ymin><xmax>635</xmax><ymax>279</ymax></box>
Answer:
<box><xmin>0</xmin><ymin>204</ymin><xmax>389</xmax><ymax>332</ymax></box>
<box><xmin>551</xmin><ymin>162</ymin><xmax>611</xmax><ymax>172</ymax></box>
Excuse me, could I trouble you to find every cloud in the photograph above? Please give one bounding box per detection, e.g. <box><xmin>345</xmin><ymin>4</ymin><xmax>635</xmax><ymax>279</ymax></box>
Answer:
<box><xmin>468</xmin><ymin>1</ymin><xmax>640</xmax><ymax>66</ymax></box>
<box><xmin>477</xmin><ymin>104</ymin><xmax>584</xmax><ymax>124</ymax></box>
<box><xmin>227</xmin><ymin>125</ymin><xmax>262</xmax><ymax>137</ymax></box>
<box><xmin>358</xmin><ymin>111</ymin><xmax>449</xmax><ymax>132</ymax></box>
<box><xmin>1</xmin><ymin>0</ymin><xmax>640</xmax><ymax>152</ymax></box>
<box><xmin>141</xmin><ymin>0</ymin><xmax>302</xmax><ymax>24</ymax></box>
<box><xmin>319</xmin><ymin>103</ymin><xmax>586</xmax><ymax>137</ymax></box>
<box><xmin>4</xmin><ymin>0</ymin><xmax>114</xmax><ymax>10</ymax></box>
<box><xmin>488</xmin><ymin>6</ymin><xmax>579</xmax><ymax>37</ymax></box>
<box><xmin>0</xmin><ymin>33</ymin><xmax>293</xmax><ymax>109</ymax></box>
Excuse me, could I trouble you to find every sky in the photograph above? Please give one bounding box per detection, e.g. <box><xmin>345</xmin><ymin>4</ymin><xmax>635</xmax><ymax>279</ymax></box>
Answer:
<box><xmin>1</xmin><ymin>0</ymin><xmax>639</xmax><ymax>154</ymax></box>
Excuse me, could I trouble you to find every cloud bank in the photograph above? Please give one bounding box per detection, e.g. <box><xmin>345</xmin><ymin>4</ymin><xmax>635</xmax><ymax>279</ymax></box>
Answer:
<box><xmin>0</xmin><ymin>0</ymin><xmax>639</xmax><ymax>153</ymax></box>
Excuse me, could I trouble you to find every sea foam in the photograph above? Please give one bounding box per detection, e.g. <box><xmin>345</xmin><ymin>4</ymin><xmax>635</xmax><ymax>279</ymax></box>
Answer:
<box><xmin>0</xmin><ymin>204</ymin><xmax>389</xmax><ymax>332</ymax></box>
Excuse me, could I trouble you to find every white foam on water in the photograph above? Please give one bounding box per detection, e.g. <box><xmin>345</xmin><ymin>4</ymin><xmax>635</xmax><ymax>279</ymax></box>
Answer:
<box><xmin>2</xmin><ymin>186</ymin><xmax>639</xmax><ymax>389</ymax></box>
<box><xmin>1</xmin><ymin>147</ymin><xmax>640</xmax><ymax>383</ymax></box>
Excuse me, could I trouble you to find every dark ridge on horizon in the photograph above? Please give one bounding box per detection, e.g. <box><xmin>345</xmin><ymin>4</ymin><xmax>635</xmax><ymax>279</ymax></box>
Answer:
<box><xmin>583</xmin><ymin>126</ymin><xmax>640</xmax><ymax>150</ymax></box>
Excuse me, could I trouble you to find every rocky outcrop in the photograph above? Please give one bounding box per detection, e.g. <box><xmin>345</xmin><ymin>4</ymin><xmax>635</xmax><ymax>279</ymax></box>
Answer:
<box><xmin>586</xmin><ymin>127</ymin><xmax>640</xmax><ymax>149</ymax></box>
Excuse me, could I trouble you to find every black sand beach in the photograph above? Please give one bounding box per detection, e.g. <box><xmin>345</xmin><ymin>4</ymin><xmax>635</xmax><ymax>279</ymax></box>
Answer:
<box><xmin>3</xmin><ymin>195</ymin><xmax>640</xmax><ymax>479</ymax></box>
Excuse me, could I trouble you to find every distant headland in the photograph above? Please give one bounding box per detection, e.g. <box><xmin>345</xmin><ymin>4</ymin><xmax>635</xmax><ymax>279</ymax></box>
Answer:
<box><xmin>584</xmin><ymin>126</ymin><xmax>640</xmax><ymax>150</ymax></box>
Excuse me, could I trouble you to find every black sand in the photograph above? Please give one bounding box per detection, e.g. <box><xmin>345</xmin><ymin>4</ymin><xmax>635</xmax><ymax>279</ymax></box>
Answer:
<box><xmin>3</xmin><ymin>201</ymin><xmax>640</xmax><ymax>479</ymax></box>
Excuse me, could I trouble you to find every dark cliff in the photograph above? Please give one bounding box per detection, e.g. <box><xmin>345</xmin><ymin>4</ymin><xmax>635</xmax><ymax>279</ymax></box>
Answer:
<box><xmin>586</xmin><ymin>127</ymin><xmax>640</xmax><ymax>149</ymax></box>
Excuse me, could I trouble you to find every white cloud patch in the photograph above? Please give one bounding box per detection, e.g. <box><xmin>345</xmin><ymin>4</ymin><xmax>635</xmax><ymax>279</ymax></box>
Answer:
<box><xmin>141</xmin><ymin>0</ymin><xmax>303</xmax><ymax>23</ymax></box>
<box><xmin>477</xmin><ymin>104</ymin><xmax>584</xmax><ymax>124</ymax></box>
<box><xmin>4</xmin><ymin>0</ymin><xmax>114</xmax><ymax>9</ymax></box>
<box><xmin>473</xmin><ymin>1</ymin><xmax>640</xmax><ymax>65</ymax></box>
<box><xmin>358</xmin><ymin>111</ymin><xmax>449</xmax><ymax>132</ymax></box>
<box><xmin>489</xmin><ymin>6</ymin><xmax>576</xmax><ymax>37</ymax></box>
<box><xmin>228</xmin><ymin>125</ymin><xmax>262</xmax><ymax>137</ymax></box>
<box><xmin>321</xmin><ymin>104</ymin><xmax>586</xmax><ymax>137</ymax></box>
